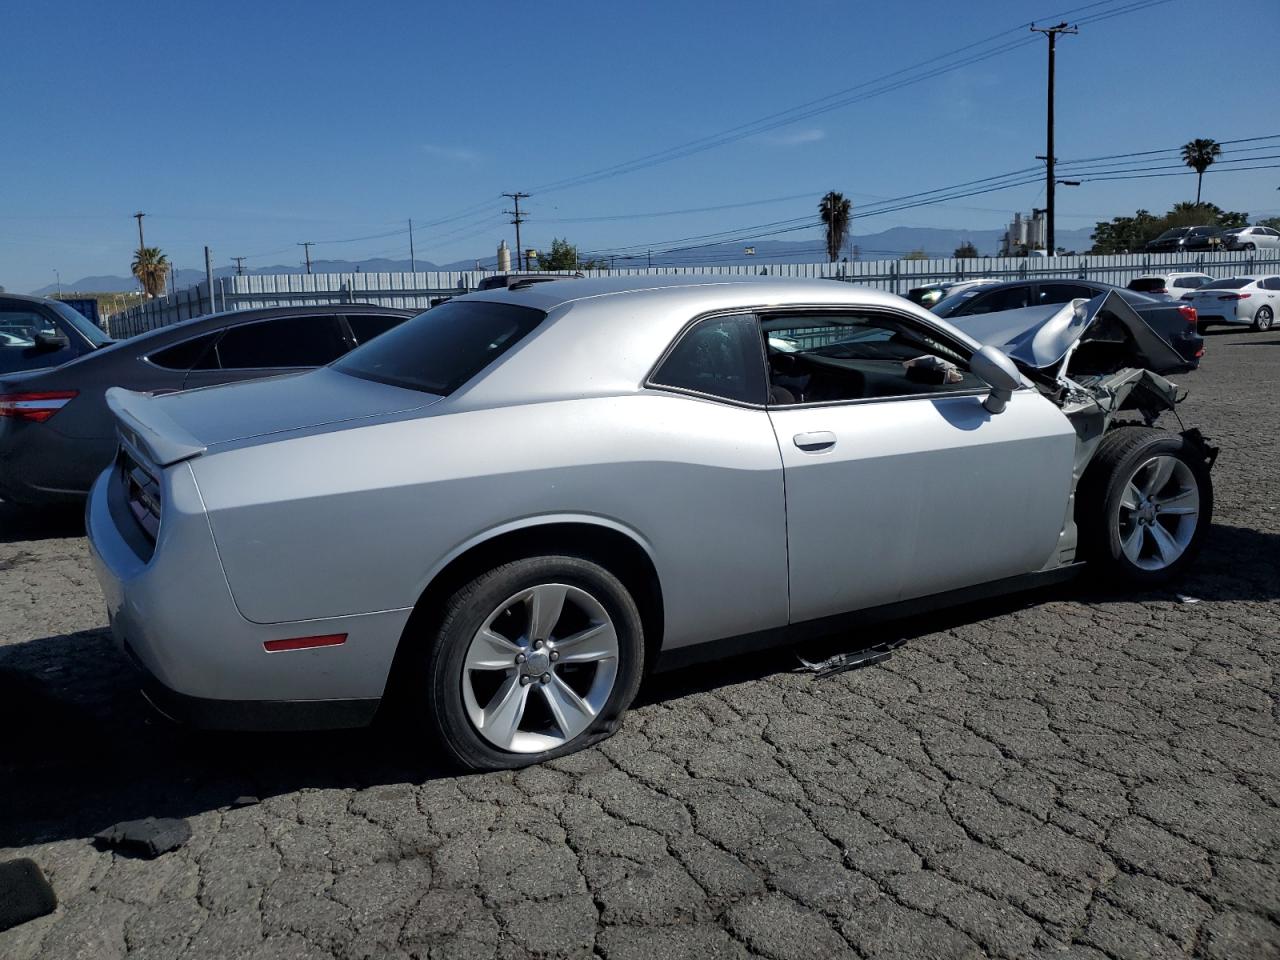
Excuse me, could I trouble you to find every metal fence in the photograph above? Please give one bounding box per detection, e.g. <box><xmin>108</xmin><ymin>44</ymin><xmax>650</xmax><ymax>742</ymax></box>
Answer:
<box><xmin>104</xmin><ymin>249</ymin><xmax>1280</xmax><ymax>338</ymax></box>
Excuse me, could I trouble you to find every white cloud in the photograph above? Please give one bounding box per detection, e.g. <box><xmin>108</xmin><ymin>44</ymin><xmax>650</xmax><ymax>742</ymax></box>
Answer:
<box><xmin>760</xmin><ymin>128</ymin><xmax>826</xmax><ymax>146</ymax></box>
<box><xmin>421</xmin><ymin>143</ymin><xmax>480</xmax><ymax>163</ymax></box>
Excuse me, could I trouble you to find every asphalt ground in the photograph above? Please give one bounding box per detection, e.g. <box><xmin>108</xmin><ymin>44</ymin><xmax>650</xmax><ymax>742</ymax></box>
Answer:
<box><xmin>0</xmin><ymin>326</ymin><xmax>1277</xmax><ymax>959</ymax></box>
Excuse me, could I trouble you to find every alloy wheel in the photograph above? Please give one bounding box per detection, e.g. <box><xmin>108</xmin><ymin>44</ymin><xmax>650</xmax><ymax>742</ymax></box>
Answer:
<box><xmin>461</xmin><ymin>583</ymin><xmax>619</xmax><ymax>753</ymax></box>
<box><xmin>1255</xmin><ymin>307</ymin><xmax>1274</xmax><ymax>332</ymax></box>
<box><xmin>1113</xmin><ymin>455</ymin><xmax>1201</xmax><ymax>571</ymax></box>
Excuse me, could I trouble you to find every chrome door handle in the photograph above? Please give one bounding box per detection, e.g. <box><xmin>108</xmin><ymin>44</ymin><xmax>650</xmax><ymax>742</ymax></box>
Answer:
<box><xmin>793</xmin><ymin>431</ymin><xmax>836</xmax><ymax>452</ymax></box>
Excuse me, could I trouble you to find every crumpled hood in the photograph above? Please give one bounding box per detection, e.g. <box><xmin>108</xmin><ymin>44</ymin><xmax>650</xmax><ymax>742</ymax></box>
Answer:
<box><xmin>108</xmin><ymin>368</ymin><xmax>438</xmax><ymax>465</ymax></box>
<box><xmin>949</xmin><ymin>291</ymin><xmax>1185</xmax><ymax>372</ymax></box>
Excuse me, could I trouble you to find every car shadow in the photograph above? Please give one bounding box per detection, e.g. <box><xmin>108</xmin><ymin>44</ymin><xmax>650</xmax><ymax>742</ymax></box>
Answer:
<box><xmin>0</xmin><ymin>523</ymin><xmax>1275</xmax><ymax>850</ymax></box>
<box><xmin>0</xmin><ymin>500</ymin><xmax>85</xmax><ymax>544</ymax></box>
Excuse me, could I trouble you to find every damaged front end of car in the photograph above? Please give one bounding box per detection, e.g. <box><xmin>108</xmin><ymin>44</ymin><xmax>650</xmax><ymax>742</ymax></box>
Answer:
<box><xmin>965</xmin><ymin>290</ymin><xmax>1219</xmax><ymax>565</ymax></box>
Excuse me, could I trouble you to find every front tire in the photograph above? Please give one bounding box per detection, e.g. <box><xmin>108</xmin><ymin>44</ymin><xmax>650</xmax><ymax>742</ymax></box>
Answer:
<box><xmin>1253</xmin><ymin>306</ymin><xmax>1274</xmax><ymax>332</ymax></box>
<box><xmin>413</xmin><ymin>555</ymin><xmax>644</xmax><ymax>770</ymax></box>
<box><xmin>1076</xmin><ymin>427</ymin><xmax>1213</xmax><ymax>586</ymax></box>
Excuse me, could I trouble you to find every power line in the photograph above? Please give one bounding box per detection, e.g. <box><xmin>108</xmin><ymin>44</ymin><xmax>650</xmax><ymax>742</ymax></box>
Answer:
<box><xmin>394</xmin><ymin>0</ymin><xmax>1170</xmax><ymax>239</ymax></box>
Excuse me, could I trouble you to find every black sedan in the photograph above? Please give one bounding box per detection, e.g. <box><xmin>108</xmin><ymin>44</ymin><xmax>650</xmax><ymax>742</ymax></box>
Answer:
<box><xmin>0</xmin><ymin>303</ymin><xmax>414</xmax><ymax>504</ymax></box>
<box><xmin>930</xmin><ymin>278</ymin><xmax>1204</xmax><ymax>369</ymax></box>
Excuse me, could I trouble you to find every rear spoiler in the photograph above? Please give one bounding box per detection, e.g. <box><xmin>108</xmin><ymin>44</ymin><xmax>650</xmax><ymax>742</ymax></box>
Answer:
<box><xmin>106</xmin><ymin>387</ymin><xmax>207</xmax><ymax>467</ymax></box>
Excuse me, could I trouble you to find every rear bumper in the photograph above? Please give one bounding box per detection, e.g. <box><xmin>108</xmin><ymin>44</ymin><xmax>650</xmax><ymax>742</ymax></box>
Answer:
<box><xmin>122</xmin><ymin>637</ymin><xmax>380</xmax><ymax>730</ymax></box>
<box><xmin>85</xmin><ymin>463</ymin><xmax>411</xmax><ymax>731</ymax></box>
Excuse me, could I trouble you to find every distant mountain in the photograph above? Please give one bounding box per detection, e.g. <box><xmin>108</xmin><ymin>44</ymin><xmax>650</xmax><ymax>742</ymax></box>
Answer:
<box><xmin>26</xmin><ymin>225</ymin><xmax>1099</xmax><ymax>295</ymax></box>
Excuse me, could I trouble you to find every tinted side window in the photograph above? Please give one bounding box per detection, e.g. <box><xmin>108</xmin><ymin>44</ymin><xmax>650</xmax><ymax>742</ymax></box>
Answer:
<box><xmin>954</xmin><ymin>285</ymin><xmax>1034</xmax><ymax>315</ymax></box>
<box><xmin>148</xmin><ymin>332</ymin><xmax>220</xmax><ymax>370</ymax></box>
<box><xmin>1039</xmin><ymin>283</ymin><xmax>1096</xmax><ymax>304</ymax></box>
<box><xmin>0</xmin><ymin>308</ymin><xmax>76</xmax><ymax>374</ymax></box>
<box><xmin>215</xmin><ymin>315</ymin><xmax>347</xmax><ymax>369</ymax></box>
<box><xmin>346</xmin><ymin>313</ymin><xmax>406</xmax><ymax>345</ymax></box>
<box><xmin>650</xmin><ymin>314</ymin><xmax>765</xmax><ymax>405</ymax></box>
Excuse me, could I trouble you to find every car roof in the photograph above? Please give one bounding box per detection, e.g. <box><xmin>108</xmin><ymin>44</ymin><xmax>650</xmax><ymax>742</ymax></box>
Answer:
<box><xmin>461</xmin><ymin>274</ymin><xmax>919</xmax><ymax>313</ymax></box>
<box><xmin>1</xmin><ymin>292</ymin><xmax>69</xmax><ymax>308</ymax></box>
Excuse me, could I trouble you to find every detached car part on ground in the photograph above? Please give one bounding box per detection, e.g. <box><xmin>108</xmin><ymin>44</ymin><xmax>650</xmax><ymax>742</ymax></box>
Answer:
<box><xmin>86</xmin><ymin>278</ymin><xmax>1217</xmax><ymax>770</ymax></box>
<box><xmin>0</xmin><ymin>304</ymin><xmax>415</xmax><ymax>503</ymax></box>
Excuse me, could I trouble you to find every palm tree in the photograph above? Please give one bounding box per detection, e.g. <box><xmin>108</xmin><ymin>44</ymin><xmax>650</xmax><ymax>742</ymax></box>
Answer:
<box><xmin>131</xmin><ymin>247</ymin><xmax>170</xmax><ymax>298</ymax></box>
<box><xmin>1181</xmin><ymin>138</ymin><xmax>1221</xmax><ymax>205</ymax></box>
<box><xmin>819</xmin><ymin>191</ymin><xmax>852</xmax><ymax>262</ymax></box>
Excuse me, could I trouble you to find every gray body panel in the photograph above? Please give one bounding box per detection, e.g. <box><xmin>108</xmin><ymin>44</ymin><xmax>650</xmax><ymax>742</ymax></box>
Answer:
<box><xmin>86</xmin><ymin>277</ymin><xmax>1093</xmax><ymax>718</ymax></box>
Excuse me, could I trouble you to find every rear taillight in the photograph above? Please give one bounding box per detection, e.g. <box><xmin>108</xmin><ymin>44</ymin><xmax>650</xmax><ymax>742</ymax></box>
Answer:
<box><xmin>121</xmin><ymin>450</ymin><xmax>162</xmax><ymax>541</ymax></box>
<box><xmin>1178</xmin><ymin>304</ymin><xmax>1197</xmax><ymax>326</ymax></box>
<box><xmin>1219</xmin><ymin>293</ymin><xmax>1251</xmax><ymax>300</ymax></box>
<box><xmin>0</xmin><ymin>391</ymin><xmax>78</xmax><ymax>423</ymax></box>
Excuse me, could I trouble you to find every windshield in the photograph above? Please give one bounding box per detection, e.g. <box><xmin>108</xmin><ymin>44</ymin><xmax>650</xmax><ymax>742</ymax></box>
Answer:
<box><xmin>49</xmin><ymin>299</ymin><xmax>112</xmax><ymax>346</ymax></box>
<box><xmin>930</xmin><ymin>288</ymin><xmax>984</xmax><ymax>316</ymax></box>
<box><xmin>1188</xmin><ymin>227</ymin><xmax>1220</xmax><ymax>238</ymax></box>
<box><xmin>1199</xmin><ymin>278</ymin><xmax>1252</xmax><ymax>291</ymax></box>
<box><xmin>333</xmin><ymin>299</ymin><xmax>544</xmax><ymax>394</ymax></box>
<box><xmin>1154</xmin><ymin>228</ymin><xmax>1192</xmax><ymax>241</ymax></box>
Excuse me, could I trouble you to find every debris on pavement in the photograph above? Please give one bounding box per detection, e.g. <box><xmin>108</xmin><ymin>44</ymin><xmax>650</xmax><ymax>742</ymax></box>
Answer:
<box><xmin>795</xmin><ymin>638</ymin><xmax>906</xmax><ymax>678</ymax></box>
<box><xmin>93</xmin><ymin>817</ymin><xmax>192</xmax><ymax>858</ymax></box>
<box><xmin>0</xmin><ymin>858</ymin><xmax>58</xmax><ymax>932</ymax></box>
<box><xmin>1177</xmin><ymin>594</ymin><xmax>1201</xmax><ymax>604</ymax></box>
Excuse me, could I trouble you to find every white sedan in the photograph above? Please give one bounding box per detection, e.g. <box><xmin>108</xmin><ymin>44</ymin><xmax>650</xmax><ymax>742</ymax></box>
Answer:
<box><xmin>1180</xmin><ymin>275</ymin><xmax>1280</xmax><ymax>331</ymax></box>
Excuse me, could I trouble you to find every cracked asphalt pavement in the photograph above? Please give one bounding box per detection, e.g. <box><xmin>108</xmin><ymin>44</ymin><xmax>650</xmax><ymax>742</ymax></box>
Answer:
<box><xmin>1</xmin><ymin>327</ymin><xmax>1278</xmax><ymax>959</ymax></box>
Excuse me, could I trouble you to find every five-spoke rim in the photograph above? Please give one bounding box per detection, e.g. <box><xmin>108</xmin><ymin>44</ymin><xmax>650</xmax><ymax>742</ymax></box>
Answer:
<box><xmin>1114</xmin><ymin>454</ymin><xmax>1200</xmax><ymax>571</ymax></box>
<box><xmin>461</xmin><ymin>583</ymin><xmax>619</xmax><ymax>753</ymax></box>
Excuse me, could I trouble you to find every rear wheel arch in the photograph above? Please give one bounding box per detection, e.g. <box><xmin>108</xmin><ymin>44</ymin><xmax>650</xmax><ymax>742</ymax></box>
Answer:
<box><xmin>389</xmin><ymin>520</ymin><xmax>665</xmax><ymax>692</ymax></box>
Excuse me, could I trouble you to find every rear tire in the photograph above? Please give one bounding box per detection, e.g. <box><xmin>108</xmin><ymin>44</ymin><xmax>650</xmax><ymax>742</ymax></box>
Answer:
<box><xmin>1076</xmin><ymin>427</ymin><xmax>1213</xmax><ymax>586</ymax></box>
<box><xmin>1253</xmin><ymin>306</ymin><xmax>1274</xmax><ymax>332</ymax></box>
<box><xmin>407</xmin><ymin>555</ymin><xmax>644</xmax><ymax>771</ymax></box>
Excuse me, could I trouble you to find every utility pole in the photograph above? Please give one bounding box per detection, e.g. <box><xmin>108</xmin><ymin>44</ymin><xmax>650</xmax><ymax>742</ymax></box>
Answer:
<box><xmin>132</xmin><ymin>212</ymin><xmax>147</xmax><ymax>295</ymax></box>
<box><xmin>408</xmin><ymin>218</ymin><xmax>416</xmax><ymax>273</ymax></box>
<box><xmin>204</xmin><ymin>246</ymin><xmax>215</xmax><ymax>314</ymax></box>
<box><xmin>298</xmin><ymin>241</ymin><xmax>314</xmax><ymax>274</ymax></box>
<box><xmin>232</xmin><ymin>256</ymin><xmax>246</xmax><ymax>276</ymax></box>
<box><xmin>502</xmin><ymin>193</ymin><xmax>530</xmax><ymax>271</ymax></box>
<box><xmin>1031</xmin><ymin>21</ymin><xmax>1077</xmax><ymax>255</ymax></box>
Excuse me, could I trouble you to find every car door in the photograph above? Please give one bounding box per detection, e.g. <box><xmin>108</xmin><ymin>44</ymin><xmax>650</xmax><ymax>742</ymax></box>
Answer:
<box><xmin>181</xmin><ymin>313</ymin><xmax>350</xmax><ymax>389</ymax></box>
<box><xmin>0</xmin><ymin>301</ymin><xmax>82</xmax><ymax>375</ymax></box>
<box><xmin>762</xmin><ymin>307</ymin><xmax>1077</xmax><ymax>624</ymax></box>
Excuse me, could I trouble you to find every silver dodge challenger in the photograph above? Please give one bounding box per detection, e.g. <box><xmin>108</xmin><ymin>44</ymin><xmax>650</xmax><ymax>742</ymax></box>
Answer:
<box><xmin>87</xmin><ymin>276</ymin><xmax>1216</xmax><ymax>769</ymax></box>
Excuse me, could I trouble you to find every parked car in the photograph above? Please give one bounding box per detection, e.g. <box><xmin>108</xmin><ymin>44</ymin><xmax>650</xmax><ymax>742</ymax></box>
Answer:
<box><xmin>0</xmin><ymin>303</ymin><xmax>415</xmax><ymax>503</ymax></box>
<box><xmin>1179</xmin><ymin>275</ymin><xmax>1280</xmax><ymax>331</ymax></box>
<box><xmin>930</xmin><ymin>278</ymin><xmax>1203</xmax><ymax>370</ymax></box>
<box><xmin>905</xmin><ymin>278</ymin><xmax>1000</xmax><ymax>308</ymax></box>
<box><xmin>86</xmin><ymin>276</ymin><xmax>1215</xmax><ymax>770</ymax></box>
<box><xmin>1126</xmin><ymin>273</ymin><xmax>1215</xmax><ymax>299</ymax></box>
<box><xmin>1145</xmin><ymin>226</ymin><xmax>1221</xmax><ymax>253</ymax></box>
<box><xmin>1221</xmin><ymin>225</ymin><xmax>1280</xmax><ymax>252</ymax></box>
<box><xmin>0</xmin><ymin>293</ymin><xmax>114</xmax><ymax>376</ymax></box>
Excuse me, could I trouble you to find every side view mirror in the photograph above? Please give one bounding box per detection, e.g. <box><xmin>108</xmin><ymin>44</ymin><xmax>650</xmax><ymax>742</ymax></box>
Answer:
<box><xmin>969</xmin><ymin>345</ymin><xmax>1021</xmax><ymax>415</ymax></box>
<box><xmin>33</xmin><ymin>331</ymin><xmax>70</xmax><ymax>352</ymax></box>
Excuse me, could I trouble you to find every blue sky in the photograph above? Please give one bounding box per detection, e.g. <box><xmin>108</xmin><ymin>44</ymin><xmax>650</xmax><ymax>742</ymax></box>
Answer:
<box><xmin>3</xmin><ymin>0</ymin><xmax>1278</xmax><ymax>290</ymax></box>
